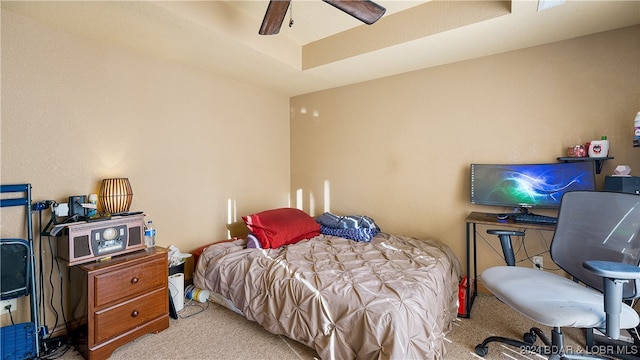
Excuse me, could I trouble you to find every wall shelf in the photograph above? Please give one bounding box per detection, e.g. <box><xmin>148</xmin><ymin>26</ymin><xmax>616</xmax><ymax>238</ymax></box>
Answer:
<box><xmin>557</xmin><ymin>156</ymin><xmax>613</xmax><ymax>174</ymax></box>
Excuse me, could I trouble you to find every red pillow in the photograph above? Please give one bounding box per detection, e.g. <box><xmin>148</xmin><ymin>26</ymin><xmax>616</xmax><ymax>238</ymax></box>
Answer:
<box><xmin>242</xmin><ymin>208</ymin><xmax>320</xmax><ymax>249</ymax></box>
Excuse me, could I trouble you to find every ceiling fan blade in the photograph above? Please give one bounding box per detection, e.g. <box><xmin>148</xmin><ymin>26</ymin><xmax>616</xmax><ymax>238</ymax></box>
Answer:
<box><xmin>259</xmin><ymin>0</ymin><xmax>291</xmax><ymax>35</ymax></box>
<box><xmin>322</xmin><ymin>0</ymin><xmax>386</xmax><ymax>25</ymax></box>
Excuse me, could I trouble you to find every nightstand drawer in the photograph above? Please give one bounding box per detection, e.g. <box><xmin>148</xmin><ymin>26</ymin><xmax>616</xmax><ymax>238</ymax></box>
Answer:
<box><xmin>94</xmin><ymin>256</ymin><xmax>166</xmax><ymax>307</ymax></box>
<box><xmin>93</xmin><ymin>287</ymin><xmax>167</xmax><ymax>344</ymax></box>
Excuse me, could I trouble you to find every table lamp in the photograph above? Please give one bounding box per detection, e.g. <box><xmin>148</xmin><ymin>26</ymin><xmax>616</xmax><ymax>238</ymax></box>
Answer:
<box><xmin>98</xmin><ymin>178</ymin><xmax>133</xmax><ymax>213</ymax></box>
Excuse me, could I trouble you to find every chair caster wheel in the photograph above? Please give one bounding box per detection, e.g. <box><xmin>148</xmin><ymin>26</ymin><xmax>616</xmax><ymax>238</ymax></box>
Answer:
<box><xmin>523</xmin><ymin>332</ymin><xmax>537</xmax><ymax>344</ymax></box>
<box><xmin>475</xmin><ymin>344</ymin><xmax>488</xmax><ymax>357</ymax></box>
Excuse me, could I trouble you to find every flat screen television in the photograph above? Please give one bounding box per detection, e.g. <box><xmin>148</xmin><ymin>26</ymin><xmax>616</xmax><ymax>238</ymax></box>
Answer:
<box><xmin>470</xmin><ymin>162</ymin><xmax>597</xmax><ymax>210</ymax></box>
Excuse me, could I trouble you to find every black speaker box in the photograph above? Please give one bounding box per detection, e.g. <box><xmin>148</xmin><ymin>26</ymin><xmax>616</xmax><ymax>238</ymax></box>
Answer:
<box><xmin>604</xmin><ymin>176</ymin><xmax>640</xmax><ymax>195</ymax></box>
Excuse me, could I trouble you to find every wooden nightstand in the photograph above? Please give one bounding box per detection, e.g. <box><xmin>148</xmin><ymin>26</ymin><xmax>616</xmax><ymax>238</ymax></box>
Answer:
<box><xmin>68</xmin><ymin>247</ymin><xmax>169</xmax><ymax>359</ymax></box>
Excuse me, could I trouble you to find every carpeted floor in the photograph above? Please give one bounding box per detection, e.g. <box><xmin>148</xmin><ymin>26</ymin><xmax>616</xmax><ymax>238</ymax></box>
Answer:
<box><xmin>55</xmin><ymin>293</ymin><xmax>591</xmax><ymax>360</ymax></box>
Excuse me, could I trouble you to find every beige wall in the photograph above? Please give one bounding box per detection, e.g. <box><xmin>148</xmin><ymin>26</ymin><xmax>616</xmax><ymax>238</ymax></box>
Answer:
<box><xmin>1</xmin><ymin>9</ymin><xmax>290</xmax><ymax>327</ymax></box>
<box><xmin>2</xmin><ymin>4</ymin><xmax>639</xmax><ymax>334</ymax></box>
<box><xmin>291</xmin><ymin>25</ymin><xmax>640</xmax><ymax>278</ymax></box>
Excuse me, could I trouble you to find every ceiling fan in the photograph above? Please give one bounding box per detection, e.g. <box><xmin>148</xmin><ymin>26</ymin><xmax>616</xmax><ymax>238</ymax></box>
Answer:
<box><xmin>259</xmin><ymin>0</ymin><xmax>386</xmax><ymax>35</ymax></box>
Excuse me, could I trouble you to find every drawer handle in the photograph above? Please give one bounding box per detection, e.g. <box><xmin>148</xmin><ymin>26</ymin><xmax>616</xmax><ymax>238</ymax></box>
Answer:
<box><xmin>131</xmin><ymin>310</ymin><xmax>139</xmax><ymax>317</ymax></box>
<box><xmin>131</xmin><ymin>277</ymin><xmax>139</xmax><ymax>284</ymax></box>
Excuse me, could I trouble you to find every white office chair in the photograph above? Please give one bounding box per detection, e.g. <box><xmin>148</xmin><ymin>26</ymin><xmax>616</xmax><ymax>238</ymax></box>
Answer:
<box><xmin>475</xmin><ymin>191</ymin><xmax>640</xmax><ymax>360</ymax></box>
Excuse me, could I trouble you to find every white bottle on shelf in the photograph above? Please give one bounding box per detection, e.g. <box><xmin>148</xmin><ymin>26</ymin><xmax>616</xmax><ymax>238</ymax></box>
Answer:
<box><xmin>144</xmin><ymin>220</ymin><xmax>156</xmax><ymax>247</ymax></box>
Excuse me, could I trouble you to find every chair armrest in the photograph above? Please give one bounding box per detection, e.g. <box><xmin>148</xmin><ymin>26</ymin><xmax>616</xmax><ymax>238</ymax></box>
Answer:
<box><xmin>583</xmin><ymin>260</ymin><xmax>640</xmax><ymax>280</ymax></box>
<box><xmin>487</xmin><ymin>229</ymin><xmax>525</xmax><ymax>237</ymax></box>
<box><xmin>583</xmin><ymin>260</ymin><xmax>640</xmax><ymax>340</ymax></box>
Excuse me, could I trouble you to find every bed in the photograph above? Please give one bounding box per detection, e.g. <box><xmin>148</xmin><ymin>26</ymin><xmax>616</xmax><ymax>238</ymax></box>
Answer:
<box><xmin>193</xmin><ymin>208</ymin><xmax>461</xmax><ymax>360</ymax></box>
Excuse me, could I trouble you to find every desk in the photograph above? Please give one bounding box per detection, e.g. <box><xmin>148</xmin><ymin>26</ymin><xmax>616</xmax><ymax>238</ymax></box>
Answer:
<box><xmin>461</xmin><ymin>212</ymin><xmax>556</xmax><ymax>318</ymax></box>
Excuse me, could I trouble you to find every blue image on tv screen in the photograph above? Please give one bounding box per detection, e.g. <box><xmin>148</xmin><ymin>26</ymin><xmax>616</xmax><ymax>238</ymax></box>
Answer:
<box><xmin>470</xmin><ymin>162</ymin><xmax>597</xmax><ymax>209</ymax></box>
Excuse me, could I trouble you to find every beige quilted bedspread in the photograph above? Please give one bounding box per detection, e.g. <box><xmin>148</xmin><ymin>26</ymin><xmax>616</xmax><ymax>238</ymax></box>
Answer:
<box><xmin>194</xmin><ymin>233</ymin><xmax>461</xmax><ymax>360</ymax></box>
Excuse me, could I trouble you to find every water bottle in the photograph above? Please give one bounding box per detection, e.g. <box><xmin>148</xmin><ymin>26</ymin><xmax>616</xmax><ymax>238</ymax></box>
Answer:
<box><xmin>87</xmin><ymin>193</ymin><xmax>98</xmax><ymax>217</ymax></box>
<box><xmin>144</xmin><ymin>220</ymin><xmax>156</xmax><ymax>247</ymax></box>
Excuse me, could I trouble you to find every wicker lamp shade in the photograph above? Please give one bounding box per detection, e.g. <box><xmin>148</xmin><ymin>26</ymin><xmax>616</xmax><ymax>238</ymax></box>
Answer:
<box><xmin>98</xmin><ymin>178</ymin><xmax>133</xmax><ymax>213</ymax></box>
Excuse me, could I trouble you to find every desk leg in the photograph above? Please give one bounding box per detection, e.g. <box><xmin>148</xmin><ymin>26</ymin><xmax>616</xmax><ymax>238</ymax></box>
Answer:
<box><xmin>472</xmin><ymin>222</ymin><xmax>477</xmax><ymax>308</ymax></box>
<box><xmin>462</xmin><ymin>221</ymin><xmax>477</xmax><ymax>318</ymax></box>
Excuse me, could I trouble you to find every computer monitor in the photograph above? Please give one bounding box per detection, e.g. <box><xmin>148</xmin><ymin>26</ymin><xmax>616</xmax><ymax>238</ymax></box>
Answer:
<box><xmin>470</xmin><ymin>162</ymin><xmax>597</xmax><ymax>210</ymax></box>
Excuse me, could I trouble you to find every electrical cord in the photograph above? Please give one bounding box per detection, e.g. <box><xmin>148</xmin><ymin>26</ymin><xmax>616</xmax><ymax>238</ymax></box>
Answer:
<box><xmin>167</xmin><ymin>279</ymin><xmax>210</xmax><ymax>319</ymax></box>
<box><xmin>36</xmin><ymin>335</ymin><xmax>72</xmax><ymax>360</ymax></box>
<box><xmin>35</xmin><ymin>209</ymin><xmax>55</xmax><ymax>338</ymax></box>
<box><xmin>520</xmin><ymin>229</ymin><xmax>561</xmax><ymax>271</ymax></box>
<box><xmin>178</xmin><ymin>299</ymin><xmax>210</xmax><ymax>319</ymax></box>
<box><xmin>46</xmin><ymin>236</ymin><xmax>60</xmax><ymax>336</ymax></box>
<box><xmin>37</xmin><ymin>210</ymin><xmax>46</xmax><ymax>331</ymax></box>
<box><xmin>32</xmin><ymin>205</ymin><xmax>72</xmax><ymax>358</ymax></box>
<box><xmin>6</xmin><ymin>305</ymin><xmax>16</xmax><ymax>325</ymax></box>
<box><xmin>53</xmin><ymin>245</ymin><xmax>70</xmax><ymax>337</ymax></box>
